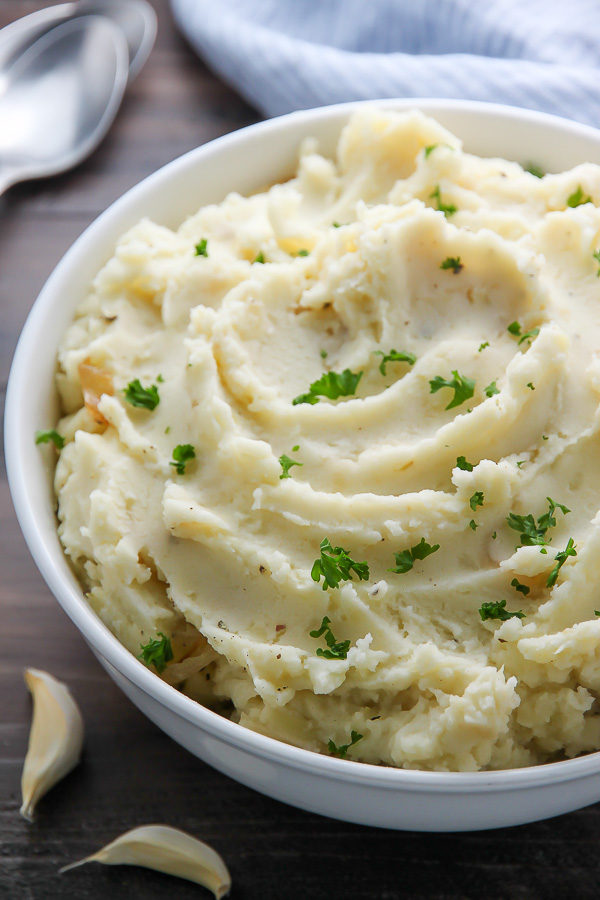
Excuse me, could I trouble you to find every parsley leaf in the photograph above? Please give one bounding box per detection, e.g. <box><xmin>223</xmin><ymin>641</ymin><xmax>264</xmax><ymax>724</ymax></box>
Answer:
<box><xmin>138</xmin><ymin>632</ymin><xmax>173</xmax><ymax>674</ymax></box>
<box><xmin>479</xmin><ymin>599</ymin><xmax>525</xmax><ymax>621</ymax></box>
<box><xmin>537</xmin><ymin>497</ymin><xmax>571</xmax><ymax>532</ymax></box>
<box><xmin>546</xmin><ymin>537</ymin><xmax>577</xmax><ymax>588</ymax></box>
<box><xmin>507</xmin><ymin>321</ymin><xmax>540</xmax><ymax>346</ymax></box>
<box><xmin>194</xmin><ymin>238</ymin><xmax>208</xmax><ymax>257</ymax></box>
<box><xmin>320</xmin><ymin>349</ymin><xmax>328</xmax><ymax>359</ymax></box>
<box><xmin>511</xmin><ymin>577</ymin><xmax>530</xmax><ymax>596</ymax></box>
<box><xmin>169</xmin><ymin>443</ymin><xmax>195</xmax><ymax>475</ymax></box>
<box><xmin>527</xmin><ymin>382</ymin><xmax>535</xmax><ymax>391</ymax></box>
<box><xmin>296</xmin><ymin>249</ymin><xmax>310</xmax><ymax>257</ymax></box>
<box><xmin>456</xmin><ymin>455</ymin><xmax>474</xmax><ymax>471</ymax></box>
<box><xmin>470</xmin><ymin>491</ymin><xmax>484</xmax><ymax>512</ymax></box>
<box><xmin>279</xmin><ymin>453</ymin><xmax>303</xmax><ymax>479</ymax></box>
<box><xmin>440</xmin><ymin>256</ymin><xmax>463</xmax><ymax>274</ymax></box>
<box><xmin>253</xmin><ymin>251</ymin><xmax>265</xmax><ymax>264</ymax></box>
<box><xmin>593</xmin><ymin>249</ymin><xmax>600</xmax><ymax>276</ymax></box>
<box><xmin>478</xmin><ymin>342</ymin><xmax>490</xmax><ymax>352</ymax></box>
<box><xmin>35</xmin><ymin>429</ymin><xmax>65</xmax><ymax>450</ymax></box>
<box><xmin>124</xmin><ymin>379</ymin><xmax>160</xmax><ymax>411</ymax></box>
<box><xmin>388</xmin><ymin>537</ymin><xmax>440</xmax><ymax>575</ymax></box>
<box><xmin>328</xmin><ymin>730</ymin><xmax>363</xmax><ymax>758</ymax></box>
<box><xmin>293</xmin><ymin>369</ymin><xmax>363</xmax><ymax>406</ymax></box>
<box><xmin>311</xmin><ymin>538</ymin><xmax>369</xmax><ymax>591</ymax></box>
<box><xmin>424</xmin><ymin>144</ymin><xmax>438</xmax><ymax>158</ymax></box>
<box><xmin>429</xmin><ymin>370</ymin><xmax>475</xmax><ymax>410</ymax></box>
<box><xmin>524</xmin><ymin>163</ymin><xmax>544</xmax><ymax>178</ymax></box>
<box><xmin>309</xmin><ymin>615</ymin><xmax>351</xmax><ymax>659</ymax></box>
<box><xmin>469</xmin><ymin>519</ymin><xmax>478</xmax><ymax>531</ymax></box>
<box><xmin>567</xmin><ymin>185</ymin><xmax>592</xmax><ymax>208</ymax></box>
<box><xmin>430</xmin><ymin>185</ymin><xmax>457</xmax><ymax>217</ymax></box>
<box><xmin>506</xmin><ymin>497</ymin><xmax>569</xmax><ymax>547</ymax></box>
<box><xmin>484</xmin><ymin>381</ymin><xmax>500</xmax><ymax>398</ymax></box>
<box><xmin>374</xmin><ymin>348</ymin><xmax>417</xmax><ymax>376</ymax></box>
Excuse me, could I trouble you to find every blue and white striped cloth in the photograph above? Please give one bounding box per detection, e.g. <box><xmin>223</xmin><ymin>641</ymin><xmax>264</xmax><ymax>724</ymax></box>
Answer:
<box><xmin>170</xmin><ymin>0</ymin><xmax>600</xmax><ymax>123</ymax></box>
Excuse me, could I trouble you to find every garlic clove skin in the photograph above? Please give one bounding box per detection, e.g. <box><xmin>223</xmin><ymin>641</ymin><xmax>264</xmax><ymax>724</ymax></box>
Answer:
<box><xmin>20</xmin><ymin>668</ymin><xmax>84</xmax><ymax>821</ymax></box>
<box><xmin>60</xmin><ymin>825</ymin><xmax>231</xmax><ymax>899</ymax></box>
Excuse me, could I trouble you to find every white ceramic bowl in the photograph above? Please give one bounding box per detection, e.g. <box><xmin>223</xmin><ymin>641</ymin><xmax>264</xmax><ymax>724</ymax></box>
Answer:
<box><xmin>7</xmin><ymin>99</ymin><xmax>600</xmax><ymax>832</ymax></box>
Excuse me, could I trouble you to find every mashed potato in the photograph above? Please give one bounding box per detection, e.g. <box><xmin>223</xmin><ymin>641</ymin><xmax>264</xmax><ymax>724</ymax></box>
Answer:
<box><xmin>54</xmin><ymin>108</ymin><xmax>600</xmax><ymax>771</ymax></box>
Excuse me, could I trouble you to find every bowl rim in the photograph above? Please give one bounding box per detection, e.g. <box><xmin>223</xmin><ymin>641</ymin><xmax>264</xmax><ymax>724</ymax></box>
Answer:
<box><xmin>7</xmin><ymin>96</ymin><xmax>600</xmax><ymax>792</ymax></box>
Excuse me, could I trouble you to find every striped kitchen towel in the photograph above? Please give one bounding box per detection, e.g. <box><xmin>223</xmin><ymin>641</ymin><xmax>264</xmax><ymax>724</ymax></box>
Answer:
<box><xmin>170</xmin><ymin>0</ymin><xmax>600</xmax><ymax>123</ymax></box>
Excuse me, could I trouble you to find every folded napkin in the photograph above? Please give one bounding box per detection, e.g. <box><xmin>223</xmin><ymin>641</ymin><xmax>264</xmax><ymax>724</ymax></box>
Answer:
<box><xmin>171</xmin><ymin>0</ymin><xmax>600</xmax><ymax>123</ymax></box>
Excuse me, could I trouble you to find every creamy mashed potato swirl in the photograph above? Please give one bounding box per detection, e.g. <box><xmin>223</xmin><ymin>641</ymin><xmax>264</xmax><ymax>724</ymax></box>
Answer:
<box><xmin>54</xmin><ymin>109</ymin><xmax>600</xmax><ymax>771</ymax></box>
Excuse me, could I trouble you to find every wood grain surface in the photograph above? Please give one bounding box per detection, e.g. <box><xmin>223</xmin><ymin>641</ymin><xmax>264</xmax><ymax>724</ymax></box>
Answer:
<box><xmin>1</xmin><ymin>2</ymin><xmax>600</xmax><ymax>898</ymax></box>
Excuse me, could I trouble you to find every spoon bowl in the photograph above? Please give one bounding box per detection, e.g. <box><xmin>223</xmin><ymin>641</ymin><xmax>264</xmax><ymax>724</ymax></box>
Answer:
<box><xmin>0</xmin><ymin>15</ymin><xmax>129</xmax><ymax>195</ymax></box>
<box><xmin>0</xmin><ymin>0</ymin><xmax>156</xmax><ymax>84</ymax></box>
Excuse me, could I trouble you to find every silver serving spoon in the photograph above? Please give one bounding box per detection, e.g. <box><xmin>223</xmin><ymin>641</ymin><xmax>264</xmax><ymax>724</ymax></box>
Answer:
<box><xmin>0</xmin><ymin>15</ymin><xmax>129</xmax><ymax>197</ymax></box>
<box><xmin>0</xmin><ymin>0</ymin><xmax>156</xmax><ymax>84</ymax></box>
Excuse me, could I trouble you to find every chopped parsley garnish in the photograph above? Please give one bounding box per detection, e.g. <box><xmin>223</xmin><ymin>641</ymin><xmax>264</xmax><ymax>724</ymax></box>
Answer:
<box><xmin>311</xmin><ymin>538</ymin><xmax>369</xmax><ymax>591</ymax></box>
<box><xmin>375</xmin><ymin>348</ymin><xmax>417</xmax><ymax>376</ymax></box>
<box><xmin>138</xmin><ymin>632</ymin><xmax>173</xmax><ymax>674</ymax></box>
<box><xmin>595</xmin><ymin>611</ymin><xmax>600</xmax><ymax>617</ymax></box>
<box><xmin>194</xmin><ymin>238</ymin><xmax>208</xmax><ymax>257</ymax></box>
<box><xmin>320</xmin><ymin>349</ymin><xmax>328</xmax><ymax>359</ymax></box>
<box><xmin>492</xmin><ymin>531</ymin><xmax>497</xmax><ymax>540</ymax></box>
<box><xmin>479</xmin><ymin>342</ymin><xmax>490</xmax><ymax>352</ymax></box>
<box><xmin>524</xmin><ymin>163</ymin><xmax>544</xmax><ymax>178</ymax></box>
<box><xmin>328</xmin><ymin>730</ymin><xmax>363</xmax><ymax>758</ymax></box>
<box><xmin>293</xmin><ymin>369</ymin><xmax>363</xmax><ymax>405</ymax></box>
<box><xmin>430</xmin><ymin>185</ymin><xmax>457</xmax><ymax>217</ymax></box>
<box><xmin>507</xmin><ymin>321</ymin><xmax>540</xmax><ymax>346</ymax></box>
<box><xmin>164</xmin><ymin>426</ymin><xmax>171</xmax><ymax>434</ymax></box>
<box><xmin>156</xmin><ymin>373</ymin><xmax>164</xmax><ymax>383</ymax></box>
<box><xmin>484</xmin><ymin>381</ymin><xmax>500</xmax><ymax>398</ymax></box>
<box><xmin>169</xmin><ymin>443</ymin><xmax>195</xmax><ymax>475</ymax></box>
<box><xmin>567</xmin><ymin>185</ymin><xmax>592</xmax><ymax>208</ymax></box>
<box><xmin>332</xmin><ymin>222</ymin><xmax>342</xmax><ymax>228</ymax></box>
<box><xmin>253</xmin><ymin>251</ymin><xmax>265</xmax><ymax>264</ymax></box>
<box><xmin>470</xmin><ymin>491</ymin><xmax>484</xmax><ymax>512</ymax></box>
<box><xmin>123</xmin><ymin>379</ymin><xmax>160</xmax><ymax>411</ymax></box>
<box><xmin>388</xmin><ymin>537</ymin><xmax>440</xmax><ymax>575</ymax></box>
<box><xmin>527</xmin><ymin>382</ymin><xmax>535</xmax><ymax>391</ymax></box>
<box><xmin>279</xmin><ymin>452</ymin><xmax>303</xmax><ymax>479</ymax></box>
<box><xmin>542</xmin><ymin>434</ymin><xmax>549</xmax><ymax>440</ymax></box>
<box><xmin>440</xmin><ymin>256</ymin><xmax>463</xmax><ymax>274</ymax></box>
<box><xmin>479</xmin><ymin>599</ymin><xmax>525</xmax><ymax>622</ymax></box>
<box><xmin>506</xmin><ymin>497</ymin><xmax>570</xmax><ymax>547</ymax></box>
<box><xmin>469</xmin><ymin>519</ymin><xmax>478</xmax><ymax>531</ymax></box>
<box><xmin>35</xmin><ymin>429</ymin><xmax>65</xmax><ymax>450</ymax></box>
<box><xmin>309</xmin><ymin>615</ymin><xmax>351</xmax><ymax>659</ymax></box>
<box><xmin>424</xmin><ymin>143</ymin><xmax>452</xmax><ymax>159</ymax></box>
<box><xmin>429</xmin><ymin>370</ymin><xmax>475</xmax><ymax>410</ymax></box>
<box><xmin>296</xmin><ymin>249</ymin><xmax>310</xmax><ymax>257</ymax></box>
<box><xmin>593</xmin><ymin>249</ymin><xmax>600</xmax><ymax>276</ymax></box>
<box><xmin>516</xmin><ymin>460</ymin><xmax>525</xmax><ymax>469</ymax></box>
<box><xmin>511</xmin><ymin>577</ymin><xmax>530</xmax><ymax>596</ymax></box>
<box><xmin>456</xmin><ymin>455</ymin><xmax>474</xmax><ymax>471</ymax></box>
<box><xmin>546</xmin><ymin>538</ymin><xmax>577</xmax><ymax>588</ymax></box>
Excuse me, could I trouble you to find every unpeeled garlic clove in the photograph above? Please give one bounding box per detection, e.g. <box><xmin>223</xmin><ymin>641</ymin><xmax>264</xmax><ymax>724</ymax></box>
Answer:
<box><xmin>60</xmin><ymin>825</ymin><xmax>231</xmax><ymax>898</ymax></box>
<box><xmin>20</xmin><ymin>668</ymin><xmax>84</xmax><ymax>821</ymax></box>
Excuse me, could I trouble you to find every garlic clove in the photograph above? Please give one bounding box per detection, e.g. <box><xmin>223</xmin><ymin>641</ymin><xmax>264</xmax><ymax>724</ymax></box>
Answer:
<box><xmin>20</xmin><ymin>668</ymin><xmax>84</xmax><ymax>821</ymax></box>
<box><xmin>60</xmin><ymin>824</ymin><xmax>231</xmax><ymax>898</ymax></box>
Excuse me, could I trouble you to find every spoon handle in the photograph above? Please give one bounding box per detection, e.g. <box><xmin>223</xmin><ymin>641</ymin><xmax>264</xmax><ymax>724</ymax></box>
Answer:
<box><xmin>0</xmin><ymin>168</ymin><xmax>17</xmax><ymax>198</ymax></box>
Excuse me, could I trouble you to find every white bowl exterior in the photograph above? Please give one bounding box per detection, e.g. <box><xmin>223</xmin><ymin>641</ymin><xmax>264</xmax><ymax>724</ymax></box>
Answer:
<box><xmin>7</xmin><ymin>99</ymin><xmax>600</xmax><ymax>831</ymax></box>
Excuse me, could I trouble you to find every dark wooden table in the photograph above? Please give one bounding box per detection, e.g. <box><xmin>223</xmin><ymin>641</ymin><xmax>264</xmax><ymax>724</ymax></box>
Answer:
<box><xmin>1</xmin><ymin>2</ymin><xmax>599</xmax><ymax>898</ymax></box>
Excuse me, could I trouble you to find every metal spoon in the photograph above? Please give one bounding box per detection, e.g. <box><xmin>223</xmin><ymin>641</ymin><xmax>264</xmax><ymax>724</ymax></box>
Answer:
<box><xmin>0</xmin><ymin>16</ymin><xmax>129</xmax><ymax>196</ymax></box>
<box><xmin>0</xmin><ymin>0</ymin><xmax>156</xmax><ymax>84</ymax></box>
